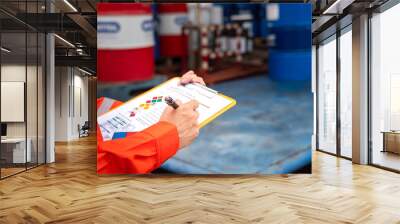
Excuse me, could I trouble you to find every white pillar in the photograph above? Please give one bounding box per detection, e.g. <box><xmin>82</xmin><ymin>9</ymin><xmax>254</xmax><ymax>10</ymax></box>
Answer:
<box><xmin>46</xmin><ymin>1</ymin><xmax>55</xmax><ymax>163</ymax></box>
<box><xmin>46</xmin><ymin>32</ymin><xmax>55</xmax><ymax>163</ymax></box>
<box><xmin>352</xmin><ymin>14</ymin><xmax>369</xmax><ymax>164</ymax></box>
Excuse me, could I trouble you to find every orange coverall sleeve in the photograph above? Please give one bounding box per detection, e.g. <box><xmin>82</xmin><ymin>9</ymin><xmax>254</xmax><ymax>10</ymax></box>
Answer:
<box><xmin>97</xmin><ymin>97</ymin><xmax>180</xmax><ymax>174</ymax></box>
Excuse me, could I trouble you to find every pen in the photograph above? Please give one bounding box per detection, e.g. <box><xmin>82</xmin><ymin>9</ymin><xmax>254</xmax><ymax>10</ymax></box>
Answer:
<box><xmin>164</xmin><ymin>96</ymin><xmax>179</xmax><ymax>109</ymax></box>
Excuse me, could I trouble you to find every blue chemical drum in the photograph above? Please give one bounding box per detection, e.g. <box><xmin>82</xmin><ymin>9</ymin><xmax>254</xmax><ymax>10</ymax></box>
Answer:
<box><xmin>266</xmin><ymin>3</ymin><xmax>312</xmax><ymax>81</ymax></box>
<box><xmin>269</xmin><ymin>50</ymin><xmax>311</xmax><ymax>81</ymax></box>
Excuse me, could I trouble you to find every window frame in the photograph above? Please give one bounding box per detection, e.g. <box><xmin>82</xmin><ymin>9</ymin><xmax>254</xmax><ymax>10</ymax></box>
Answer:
<box><xmin>0</xmin><ymin>0</ymin><xmax>48</xmax><ymax>180</ymax></box>
<box><xmin>315</xmin><ymin>0</ymin><xmax>400</xmax><ymax>173</ymax></box>
<box><xmin>367</xmin><ymin>0</ymin><xmax>400</xmax><ymax>173</ymax></box>
<box><xmin>315</xmin><ymin>22</ymin><xmax>353</xmax><ymax>160</ymax></box>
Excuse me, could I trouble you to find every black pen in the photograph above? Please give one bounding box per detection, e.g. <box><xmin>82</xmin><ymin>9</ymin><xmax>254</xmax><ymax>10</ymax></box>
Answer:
<box><xmin>164</xmin><ymin>96</ymin><xmax>179</xmax><ymax>109</ymax></box>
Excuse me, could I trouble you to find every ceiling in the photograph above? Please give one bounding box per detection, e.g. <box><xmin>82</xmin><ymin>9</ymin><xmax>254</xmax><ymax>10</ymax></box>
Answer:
<box><xmin>311</xmin><ymin>0</ymin><xmax>391</xmax><ymax>41</ymax></box>
<box><xmin>0</xmin><ymin>0</ymin><xmax>97</xmax><ymax>73</ymax></box>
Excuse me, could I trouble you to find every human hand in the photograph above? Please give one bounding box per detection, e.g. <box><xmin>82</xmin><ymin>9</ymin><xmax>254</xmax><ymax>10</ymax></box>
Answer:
<box><xmin>160</xmin><ymin>100</ymin><xmax>200</xmax><ymax>149</ymax></box>
<box><xmin>180</xmin><ymin>70</ymin><xmax>205</xmax><ymax>85</ymax></box>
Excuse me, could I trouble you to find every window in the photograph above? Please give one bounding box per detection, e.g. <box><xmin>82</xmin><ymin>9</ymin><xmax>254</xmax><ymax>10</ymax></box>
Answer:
<box><xmin>317</xmin><ymin>36</ymin><xmax>337</xmax><ymax>154</ymax></box>
<box><xmin>1</xmin><ymin>29</ymin><xmax>28</xmax><ymax>177</ymax></box>
<box><xmin>370</xmin><ymin>2</ymin><xmax>400</xmax><ymax>171</ymax></box>
<box><xmin>339</xmin><ymin>27</ymin><xmax>352</xmax><ymax>158</ymax></box>
<box><xmin>0</xmin><ymin>1</ymin><xmax>47</xmax><ymax>179</ymax></box>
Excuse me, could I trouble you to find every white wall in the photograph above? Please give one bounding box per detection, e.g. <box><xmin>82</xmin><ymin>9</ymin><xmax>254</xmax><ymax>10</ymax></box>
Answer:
<box><xmin>55</xmin><ymin>66</ymin><xmax>69</xmax><ymax>141</ymax></box>
<box><xmin>1</xmin><ymin>65</ymin><xmax>26</xmax><ymax>139</ymax></box>
<box><xmin>54</xmin><ymin>67</ymin><xmax>89</xmax><ymax>141</ymax></box>
<box><xmin>1</xmin><ymin>64</ymin><xmax>46</xmax><ymax>164</ymax></box>
<box><xmin>1</xmin><ymin>65</ymin><xmax>38</xmax><ymax>138</ymax></box>
<box><xmin>72</xmin><ymin>73</ymin><xmax>89</xmax><ymax>139</ymax></box>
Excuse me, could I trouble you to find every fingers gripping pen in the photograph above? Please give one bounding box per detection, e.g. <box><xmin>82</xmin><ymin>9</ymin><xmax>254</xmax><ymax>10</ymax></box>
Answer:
<box><xmin>164</xmin><ymin>96</ymin><xmax>180</xmax><ymax>109</ymax></box>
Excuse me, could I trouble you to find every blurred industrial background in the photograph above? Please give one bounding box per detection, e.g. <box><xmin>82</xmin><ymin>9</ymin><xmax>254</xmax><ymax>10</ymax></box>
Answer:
<box><xmin>97</xmin><ymin>3</ymin><xmax>312</xmax><ymax>174</ymax></box>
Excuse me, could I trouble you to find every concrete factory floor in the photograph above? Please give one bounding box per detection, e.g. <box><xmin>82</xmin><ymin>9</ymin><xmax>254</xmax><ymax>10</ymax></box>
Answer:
<box><xmin>162</xmin><ymin>75</ymin><xmax>313</xmax><ymax>174</ymax></box>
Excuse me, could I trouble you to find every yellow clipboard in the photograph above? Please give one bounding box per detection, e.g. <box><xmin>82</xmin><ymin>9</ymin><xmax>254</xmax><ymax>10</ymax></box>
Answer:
<box><xmin>199</xmin><ymin>94</ymin><xmax>236</xmax><ymax>128</ymax></box>
<box><xmin>101</xmin><ymin>77</ymin><xmax>236</xmax><ymax>129</ymax></box>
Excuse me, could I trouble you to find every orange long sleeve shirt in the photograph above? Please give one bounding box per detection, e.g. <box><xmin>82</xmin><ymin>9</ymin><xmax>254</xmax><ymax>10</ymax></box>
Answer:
<box><xmin>97</xmin><ymin>97</ymin><xmax>180</xmax><ymax>174</ymax></box>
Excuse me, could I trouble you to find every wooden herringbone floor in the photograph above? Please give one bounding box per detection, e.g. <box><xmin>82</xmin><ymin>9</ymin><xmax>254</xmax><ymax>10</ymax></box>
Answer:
<box><xmin>1</xmin><ymin>135</ymin><xmax>400</xmax><ymax>224</ymax></box>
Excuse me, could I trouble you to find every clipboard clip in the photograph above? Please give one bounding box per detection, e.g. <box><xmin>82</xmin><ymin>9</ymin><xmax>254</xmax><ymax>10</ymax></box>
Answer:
<box><xmin>192</xmin><ymin>82</ymin><xmax>218</xmax><ymax>95</ymax></box>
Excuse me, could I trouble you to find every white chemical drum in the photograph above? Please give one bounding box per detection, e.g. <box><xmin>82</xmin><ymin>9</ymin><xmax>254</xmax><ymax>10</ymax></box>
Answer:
<box><xmin>97</xmin><ymin>3</ymin><xmax>155</xmax><ymax>82</ymax></box>
<box><xmin>158</xmin><ymin>4</ymin><xmax>188</xmax><ymax>57</ymax></box>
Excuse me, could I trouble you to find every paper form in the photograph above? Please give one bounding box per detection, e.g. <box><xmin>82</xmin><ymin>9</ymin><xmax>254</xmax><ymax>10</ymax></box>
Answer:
<box><xmin>98</xmin><ymin>78</ymin><xmax>235</xmax><ymax>141</ymax></box>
